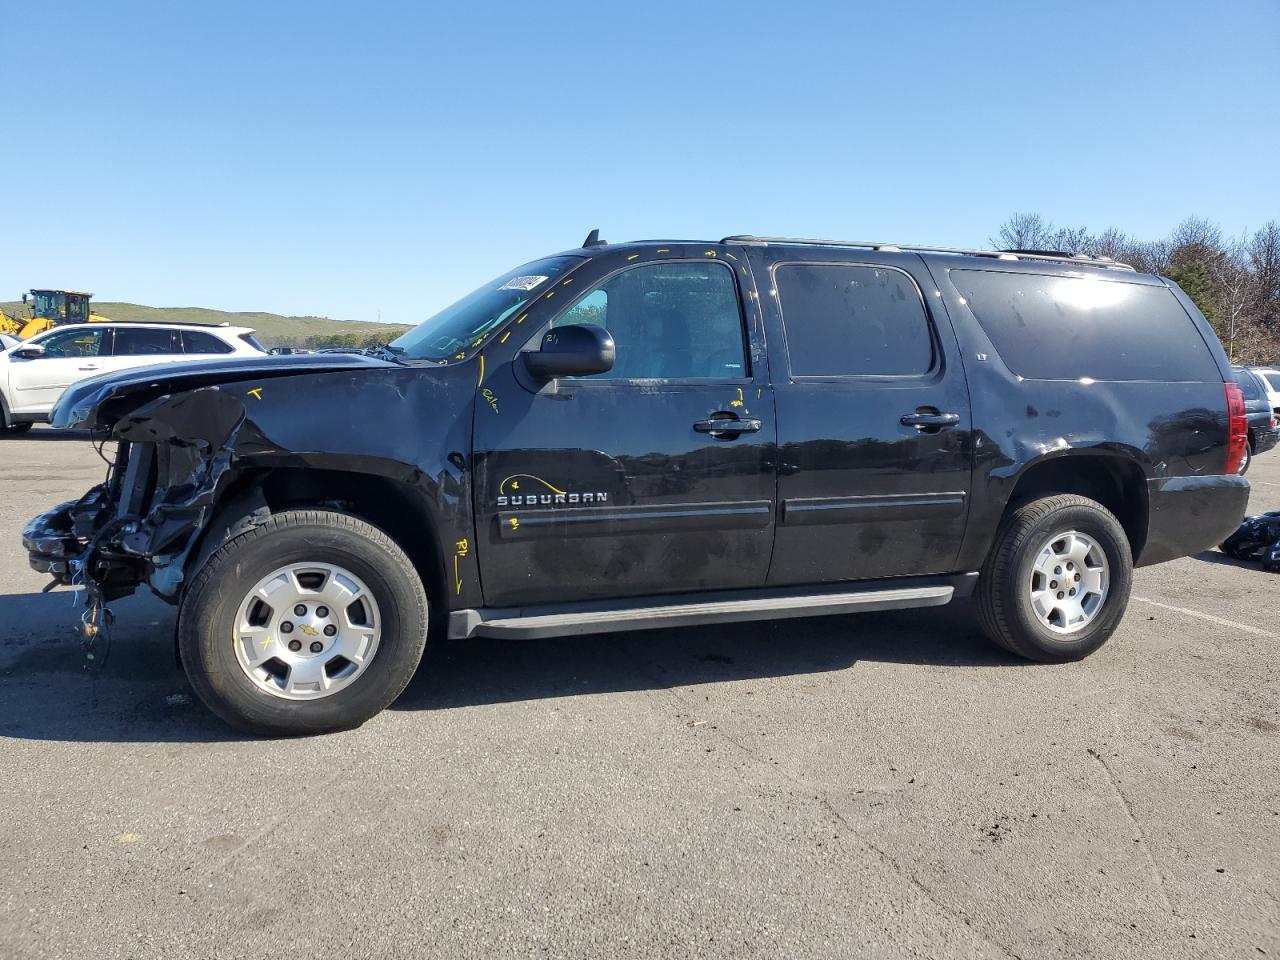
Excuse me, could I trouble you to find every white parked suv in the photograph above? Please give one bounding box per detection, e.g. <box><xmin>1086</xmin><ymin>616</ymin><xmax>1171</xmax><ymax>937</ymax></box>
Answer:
<box><xmin>1</xmin><ymin>322</ymin><xmax>266</xmax><ymax>433</ymax></box>
<box><xmin>1249</xmin><ymin>367</ymin><xmax>1280</xmax><ymax>416</ymax></box>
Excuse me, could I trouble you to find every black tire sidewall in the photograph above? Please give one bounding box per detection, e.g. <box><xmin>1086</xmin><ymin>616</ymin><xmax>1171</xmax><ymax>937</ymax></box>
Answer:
<box><xmin>1004</xmin><ymin>503</ymin><xmax>1132</xmax><ymax>661</ymax></box>
<box><xmin>179</xmin><ymin>514</ymin><xmax>427</xmax><ymax>736</ymax></box>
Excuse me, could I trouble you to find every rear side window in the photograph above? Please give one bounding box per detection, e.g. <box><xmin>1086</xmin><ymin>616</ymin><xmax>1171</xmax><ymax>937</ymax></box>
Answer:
<box><xmin>1236</xmin><ymin>369</ymin><xmax>1262</xmax><ymax>401</ymax></box>
<box><xmin>775</xmin><ymin>263</ymin><xmax>934</xmax><ymax>377</ymax></box>
<box><xmin>239</xmin><ymin>333</ymin><xmax>266</xmax><ymax>352</ymax></box>
<box><xmin>1263</xmin><ymin>372</ymin><xmax>1280</xmax><ymax>392</ymax></box>
<box><xmin>182</xmin><ymin>330</ymin><xmax>234</xmax><ymax>354</ymax></box>
<box><xmin>113</xmin><ymin>327</ymin><xmax>177</xmax><ymax>356</ymax></box>
<box><xmin>950</xmin><ymin>270</ymin><xmax>1220</xmax><ymax>381</ymax></box>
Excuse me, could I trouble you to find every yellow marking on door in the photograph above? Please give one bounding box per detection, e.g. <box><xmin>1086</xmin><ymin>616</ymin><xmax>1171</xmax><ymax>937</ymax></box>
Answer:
<box><xmin>477</xmin><ymin>354</ymin><xmax>485</xmax><ymax>385</ymax></box>
<box><xmin>627</xmin><ymin>254</ymin><xmax>640</xmax><ymax>261</ymax></box>
<box><xmin>499</xmin><ymin>474</ymin><xmax>567</xmax><ymax>496</ymax></box>
<box><xmin>509</xmin><ymin>517</ymin><xmax>520</xmax><ymax>530</ymax></box>
<box><xmin>729</xmin><ymin>387</ymin><xmax>744</xmax><ymax>408</ymax></box>
<box><xmin>499</xmin><ymin>330</ymin><xmax>511</xmax><ymax>344</ymax></box>
<box><xmin>517</xmin><ymin>313</ymin><xmax>528</xmax><ymax>324</ymax></box>
<box><xmin>246</xmin><ymin>387</ymin><xmax>264</xmax><ymax>400</ymax></box>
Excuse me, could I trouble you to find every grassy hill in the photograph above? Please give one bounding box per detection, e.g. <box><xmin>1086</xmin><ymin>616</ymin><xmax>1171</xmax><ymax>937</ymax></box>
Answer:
<box><xmin>0</xmin><ymin>301</ymin><xmax>412</xmax><ymax>348</ymax></box>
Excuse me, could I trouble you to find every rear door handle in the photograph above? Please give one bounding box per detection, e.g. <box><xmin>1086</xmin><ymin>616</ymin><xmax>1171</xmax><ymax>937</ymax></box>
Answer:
<box><xmin>900</xmin><ymin>410</ymin><xmax>959</xmax><ymax>431</ymax></box>
<box><xmin>694</xmin><ymin>416</ymin><xmax>762</xmax><ymax>436</ymax></box>
<box><xmin>78</xmin><ymin>364</ymin><xmax>101</xmax><ymax>371</ymax></box>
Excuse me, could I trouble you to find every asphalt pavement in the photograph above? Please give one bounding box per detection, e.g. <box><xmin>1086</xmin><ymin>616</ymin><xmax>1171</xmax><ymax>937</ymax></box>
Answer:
<box><xmin>1</xmin><ymin>427</ymin><xmax>1277</xmax><ymax>959</ymax></box>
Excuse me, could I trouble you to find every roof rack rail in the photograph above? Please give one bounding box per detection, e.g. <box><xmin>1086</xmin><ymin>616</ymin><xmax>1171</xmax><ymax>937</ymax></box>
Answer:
<box><xmin>720</xmin><ymin>236</ymin><xmax>1136</xmax><ymax>272</ymax></box>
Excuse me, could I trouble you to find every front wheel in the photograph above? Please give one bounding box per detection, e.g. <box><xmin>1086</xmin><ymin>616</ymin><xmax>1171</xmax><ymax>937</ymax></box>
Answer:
<box><xmin>2</xmin><ymin>421</ymin><xmax>33</xmax><ymax>435</ymax></box>
<box><xmin>975</xmin><ymin>494</ymin><xmax>1133</xmax><ymax>663</ymax></box>
<box><xmin>178</xmin><ymin>510</ymin><xmax>428</xmax><ymax>736</ymax></box>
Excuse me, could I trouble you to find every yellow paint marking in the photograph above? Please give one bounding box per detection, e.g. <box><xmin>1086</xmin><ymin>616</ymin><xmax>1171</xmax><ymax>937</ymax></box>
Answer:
<box><xmin>517</xmin><ymin>313</ymin><xmax>528</xmax><ymax>324</ymax></box>
<box><xmin>246</xmin><ymin>388</ymin><xmax>264</xmax><ymax>400</ymax></box>
<box><xmin>472</xmin><ymin>337</ymin><xmax>484</xmax><ymax>347</ymax></box>
<box><xmin>499</xmin><ymin>474</ymin><xmax>567</xmax><ymax>496</ymax></box>
<box><xmin>724</xmin><ymin>252</ymin><xmax>737</xmax><ymax>261</ymax></box>
<box><xmin>704</xmin><ymin>250</ymin><xmax>717</xmax><ymax>257</ymax></box>
<box><xmin>455</xmin><ymin>351</ymin><xmax>466</xmax><ymax>360</ymax></box>
<box><xmin>452</xmin><ymin>538</ymin><xmax>470</xmax><ymax>594</ymax></box>
<box><xmin>561</xmin><ymin>278</ymin><xmax>574</xmax><ymax>286</ymax></box>
<box><xmin>546</xmin><ymin>290</ymin><xmax>555</xmax><ymax>299</ymax></box>
<box><xmin>115</xmin><ymin>834</ymin><xmax>142</xmax><ymax>844</ymax></box>
<box><xmin>453</xmin><ymin>555</ymin><xmax>461</xmax><ymax>593</ymax></box>
<box><xmin>627</xmin><ymin>254</ymin><xmax>640</xmax><ymax>261</ymax></box>
<box><xmin>509</xmin><ymin>517</ymin><xmax>520</xmax><ymax>530</ymax></box>
<box><xmin>729</xmin><ymin>387</ymin><xmax>744</xmax><ymax>408</ymax></box>
<box><xmin>499</xmin><ymin>331</ymin><xmax>511</xmax><ymax>344</ymax></box>
<box><xmin>656</xmin><ymin>248</ymin><xmax>670</xmax><ymax>253</ymax></box>
<box><xmin>477</xmin><ymin>354</ymin><xmax>485</xmax><ymax>385</ymax></box>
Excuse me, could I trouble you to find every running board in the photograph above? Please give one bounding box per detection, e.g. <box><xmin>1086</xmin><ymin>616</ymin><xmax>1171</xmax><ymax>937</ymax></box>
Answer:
<box><xmin>448</xmin><ymin>577</ymin><xmax>972</xmax><ymax>640</ymax></box>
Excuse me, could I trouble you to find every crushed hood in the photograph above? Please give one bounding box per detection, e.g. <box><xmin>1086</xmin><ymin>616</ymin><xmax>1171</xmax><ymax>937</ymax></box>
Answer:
<box><xmin>51</xmin><ymin>353</ymin><xmax>400</xmax><ymax>430</ymax></box>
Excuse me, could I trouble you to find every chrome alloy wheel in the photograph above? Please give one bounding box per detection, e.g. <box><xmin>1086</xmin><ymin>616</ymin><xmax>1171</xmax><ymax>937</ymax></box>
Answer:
<box><xmin>233</xmin><ymin>563</ymin><xmax>381</xmax><ymax>700</ymax></box>
<box><xmin>1028</xmin><ymin>530</ymin><xmax>1109</xmax><ymax>634</ymax></box>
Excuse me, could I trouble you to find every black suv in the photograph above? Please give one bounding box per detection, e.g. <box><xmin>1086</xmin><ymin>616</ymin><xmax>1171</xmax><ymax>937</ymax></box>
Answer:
<box><xmin>23</xmin><ymin>233</ymin><xmax>1250</xmax><ymax>735</ymax></box>
<box><xmin>1232</xmin><ymin>365</ymin><xmax>1279</xmax><ymax>474</ymax></box>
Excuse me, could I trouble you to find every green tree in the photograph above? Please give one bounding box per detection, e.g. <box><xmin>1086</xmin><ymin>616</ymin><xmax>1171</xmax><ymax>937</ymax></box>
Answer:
<box><xmin>1165</xmin><ymin>257</ymin><xmax>1220</xmax><ymax>328</ymax></box>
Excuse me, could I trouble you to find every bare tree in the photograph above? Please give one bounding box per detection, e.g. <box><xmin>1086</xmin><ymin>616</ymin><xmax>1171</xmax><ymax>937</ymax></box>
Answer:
<box><xmin>992</xmin><ymin>213</ymin><xmax>1053</xmax><ymax>250</ymax></box>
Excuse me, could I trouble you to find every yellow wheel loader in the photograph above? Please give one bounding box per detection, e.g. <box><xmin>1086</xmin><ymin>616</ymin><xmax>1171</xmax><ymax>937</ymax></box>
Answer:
<box><xmin>0</xmin><ymin>290</ymin><xmax>111</xmax><ymax>340</ymax></box>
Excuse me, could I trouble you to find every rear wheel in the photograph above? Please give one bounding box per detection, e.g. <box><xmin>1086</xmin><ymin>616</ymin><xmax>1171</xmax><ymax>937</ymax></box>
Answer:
<box><xmin>976</xmin><ymin>494</ymin><xmax>1133</xmax><ymax>662</ymax></box>
<box><xmin>3</xmin><ymin>422</ymin><xmax>33</xmax><ymax>435</ymax></box>
<box><xmin>1239</xmin><ymin>439</ymin><xmax>1253</xmax><ymax>475</ymax></box>
<box><xmin>178</xmin><ymin>510</ymin><xmax>428</xmax><ymax>736</ymax></box>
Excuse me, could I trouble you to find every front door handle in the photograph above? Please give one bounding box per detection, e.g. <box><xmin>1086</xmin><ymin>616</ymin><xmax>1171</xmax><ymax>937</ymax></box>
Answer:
<box><xmin>900</xmin><ymin>409</ymin><xmax>959</xmax><ymax>431</ymax></box>
<box><xmin>77</xmin><ymin>364</ymin><xmax>101</xmax><ymax>371</ymax></box>
<box><xmin>694</xmin><ymin>416</ymin><xmax>762</xmax><ymax>437</ymax></box>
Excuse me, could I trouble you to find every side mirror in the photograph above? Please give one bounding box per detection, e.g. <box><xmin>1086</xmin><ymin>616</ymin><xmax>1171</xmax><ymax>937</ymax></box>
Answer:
<box><xmin>12</xmin><ymin>343</ymin><xmax>45</xmax><ymax>360</ymax></box>
<box><xmin>522</xmin><ymin>324</ymin><xmax>615</xmax><ymax>380</ymax></box>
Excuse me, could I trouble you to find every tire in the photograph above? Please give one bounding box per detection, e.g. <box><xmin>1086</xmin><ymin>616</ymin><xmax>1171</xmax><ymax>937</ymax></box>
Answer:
<box><xmin>1239</xmin><ymin>439</ymin><xmax>1253</xmax><ymax>475</ymax></box>
<box><xmin>3</xmin><ymin>422</ymin><xmax>33</xmax><ymax>435</ymax></box>
<box><xmin>975</xmin><ymin>494</ymin><xmax>1133</xmax><ymax>663</ymax></box>
<box><xmin>178</xmin><ymin>510</ymin><xmax>428</xmax><ymax>736</ymax></box>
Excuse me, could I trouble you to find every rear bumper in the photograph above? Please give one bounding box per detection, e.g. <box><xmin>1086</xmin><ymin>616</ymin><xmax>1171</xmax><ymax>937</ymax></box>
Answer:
<box><xmin>1140</xmin><ymin>474</ymin><xmax>1250</xmax><ymax>566</ymax></box>
<box><xmin>1252</xmin><ymin>424</ymin><xmax>1279</xmax><ymax>456</ymax></box>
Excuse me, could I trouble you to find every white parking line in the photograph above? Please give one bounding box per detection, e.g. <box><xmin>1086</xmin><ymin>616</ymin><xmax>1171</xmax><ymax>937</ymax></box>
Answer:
<box><xmin>1131</xmin><ymin>596</ymin><xmax>1280</xmax><ymax>641</ymax></box>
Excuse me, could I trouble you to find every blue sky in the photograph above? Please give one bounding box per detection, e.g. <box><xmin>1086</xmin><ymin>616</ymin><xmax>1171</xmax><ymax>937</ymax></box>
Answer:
<box><xmin>4</xmin><ymin>0</ymin><xmax>1277</xmax><ymax>324</ymax></box>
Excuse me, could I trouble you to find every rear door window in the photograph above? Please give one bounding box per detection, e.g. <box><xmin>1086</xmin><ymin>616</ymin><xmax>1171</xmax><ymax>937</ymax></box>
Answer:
<box><xmin>112</xmin><ymin>327</ymin><xmax>178</xmax><ymax>356</ymax></box>
<box><xmin>950</xmin><ymin>270</ymin><xmax>1220</xmax><ymax>381</ymax></box>
<box><xmin>774</xmin><ymin>263</ymin><xmax>935</xmax><ymax>377</ymax></box>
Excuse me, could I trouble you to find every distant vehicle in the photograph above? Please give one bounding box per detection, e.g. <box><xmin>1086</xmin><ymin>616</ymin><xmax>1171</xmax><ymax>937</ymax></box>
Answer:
<box><xmin>0</xmin><ymin>322</ymin><xmax>266</xmax><ymax>432</ymax></box>
<box><xmin>24</xmin><ymin>232</ymin><xmax>1249</xmax><ymax>735</ymax></box>
<box><xmin>1248</xmin><ymin>366</ymin><xmax>1280</xmax><ymax>415</ymax></box>
<box><xmin>1232</xmin><ymin>366</ymin><xmax>1279</xmax><ymax>474</ymax></box>
<box><xmin>0</xmin><ymin>289</ymin><xmax>113</xmax><ymax>340</ymax></box>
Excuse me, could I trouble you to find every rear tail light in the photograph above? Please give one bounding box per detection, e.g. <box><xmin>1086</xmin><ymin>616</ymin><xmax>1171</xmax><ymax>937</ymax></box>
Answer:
<box><xmin>1225</xmin><ymin>381</ymin><xmax>1248</xmax><ymax>474</ymax></box>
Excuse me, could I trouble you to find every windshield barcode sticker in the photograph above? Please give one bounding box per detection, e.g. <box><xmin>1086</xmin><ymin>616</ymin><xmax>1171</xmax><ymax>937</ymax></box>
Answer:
<box><xmin>499</xmin><ymin>275</ymin><xmax>549</xmax><ymax>291</ymax></box>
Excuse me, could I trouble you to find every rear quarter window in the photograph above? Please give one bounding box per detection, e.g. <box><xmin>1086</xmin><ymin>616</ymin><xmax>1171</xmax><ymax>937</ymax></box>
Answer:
<box><xmin>949</xmin><ymin>270</ymin><xmax>1220</xmax><ymax>382</ymax></box>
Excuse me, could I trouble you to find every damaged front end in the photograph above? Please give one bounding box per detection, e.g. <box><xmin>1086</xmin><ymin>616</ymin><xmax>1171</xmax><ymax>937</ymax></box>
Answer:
<box><xmin>23</xmin><ymin>384</ymin><xmax>256</xmax><ymax>608</ymax></box>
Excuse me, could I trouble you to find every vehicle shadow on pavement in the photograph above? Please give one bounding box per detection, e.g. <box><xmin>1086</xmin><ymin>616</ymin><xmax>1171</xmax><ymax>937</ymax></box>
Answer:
<box><xmin>1192</xmin><ymin>549</ymin><xmax>1265</xmax><ymax>572</ymax></box>
<box><xmin>0</xmin><ymin>589</ymin><xmax>239</xmax><ymax>744</ymax></box>
<box><xmin>393</xmin><ymin>602</ymin><xmax>1026</xmax><ymax>714</ymax></box>
<box><xmin>0</xmin><ymin>591</ymin><xmax>1023</xmax><ymax>742</ymax></box>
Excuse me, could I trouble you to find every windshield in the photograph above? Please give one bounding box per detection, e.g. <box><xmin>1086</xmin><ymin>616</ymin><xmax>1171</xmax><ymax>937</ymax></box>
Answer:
<box><xmin>391</xmin><ymin>256</ymin><xmax>581</xmax><ymax>361</ymax></box>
